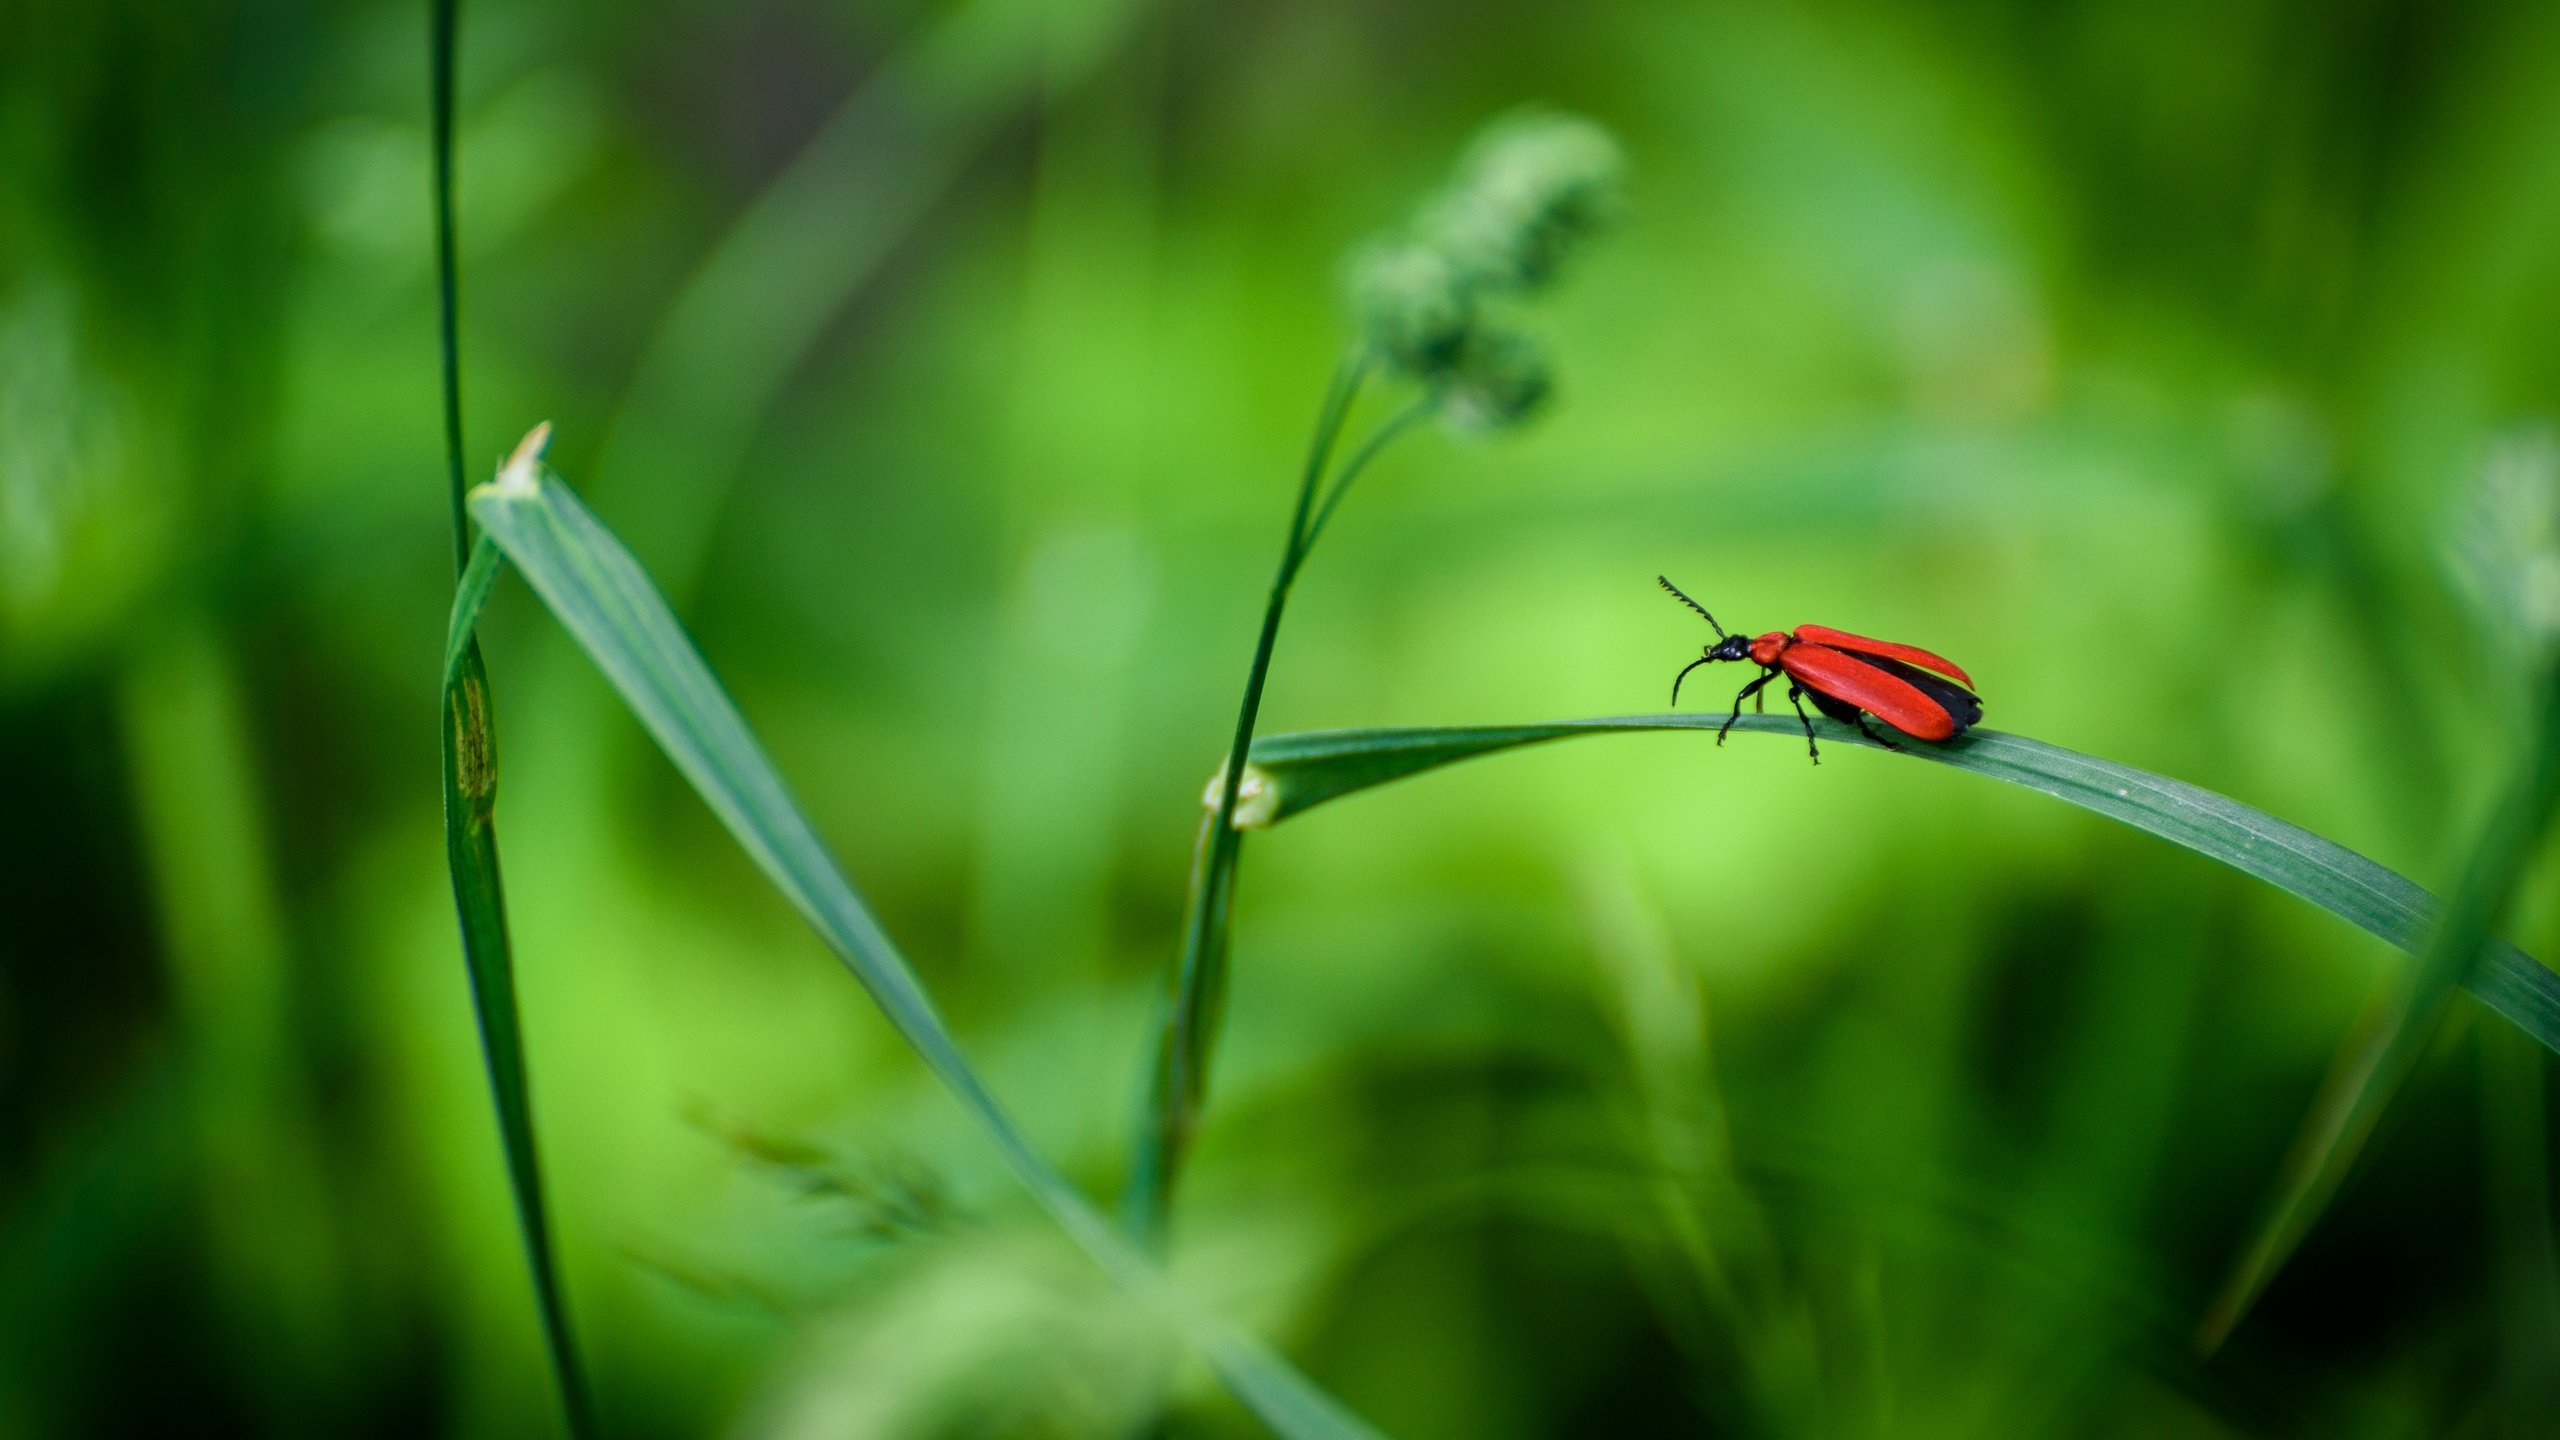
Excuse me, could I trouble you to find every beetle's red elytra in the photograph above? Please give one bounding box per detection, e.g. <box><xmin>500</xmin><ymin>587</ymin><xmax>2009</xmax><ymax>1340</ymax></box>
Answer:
<box><xmin>1658</xmin><ymin>576</ymin><xmax>1981</xmax><ymax>764</ymax></box>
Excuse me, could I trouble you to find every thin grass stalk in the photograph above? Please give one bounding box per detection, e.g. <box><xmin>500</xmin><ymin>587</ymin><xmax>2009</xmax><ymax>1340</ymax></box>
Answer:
<box><xmin>2199</xmin><ymin>670</ymin><xmax>2560</xmax><ymax>1349</ymax></box>
<box><xmin>429</xmin><ymin>5</ymin><xmax>596</xmax><ymax>1431</ymax></box>
<box><xmin>431</xmin><ymin>0</ymin><xmax>466</xmax><ymax>571</ymax></box>
<box><xmin>1127</xmin><ymin>366</ymin><xmax>1442</xmax><ymax>1248</ymax></box>
<box><xmin>1124</xmin><ymin>106</ymin><xmax>1619</xmax><ymax>1248</ymax></box>
<box><xmin>1123</xmin><ymin>352</ymin><xmax>1364</xmax><ymax>1248</ymax></box>
<box><xmin>1299</xmin><ymin>398</ymin><xmax>1437</xmax><ymax>558</ymax></box>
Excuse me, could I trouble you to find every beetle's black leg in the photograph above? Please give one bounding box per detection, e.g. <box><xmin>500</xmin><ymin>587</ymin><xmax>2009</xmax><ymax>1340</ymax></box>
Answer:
<box><xmin>1719</xmin><ymin>670</ymin><xmax>1776</xmax><ymax>745</ymax></box>
<box><xmin>1785</xmin><ymin>684</ymin><xmax>1820</xmax><ymax>764</ymax></box>
<box><xmin>1850</xmin><ymin>714</ymin><xmax>1905</xmax><ymax>752</ymax></box>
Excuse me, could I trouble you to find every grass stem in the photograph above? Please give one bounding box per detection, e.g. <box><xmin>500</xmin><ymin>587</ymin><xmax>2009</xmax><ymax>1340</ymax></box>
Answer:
<box><xmin>1125</xmin><ymin>350</ymin><xmax>1381</xmax><ymax>1249</ymax></box>
<box><xmin>1298</xmin><ymin>396</ymin><xmax>1438</xmax><ymax>561</ymax></box>
<box><xmin>430</xmin><ymin>3</ymin><xmax>597</xmax><ymax>1431</ymax></box>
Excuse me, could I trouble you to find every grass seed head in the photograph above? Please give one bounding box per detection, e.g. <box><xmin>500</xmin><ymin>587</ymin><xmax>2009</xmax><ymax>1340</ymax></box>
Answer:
<box><xmin>1439</xmin><ymin>327</ymin><xmax>1552</xmax><ymax>433</ymax></box>
<box><xmin>2453</xmin><ymin>423</ymin><xmax>2560</xmax><ymax>662</ymax></box>
<box><xmin>1347</xmin><ymin>109</ymin><xmax>1622</xmax><ymax>404</ymax></box>
<box><xmin>1351</xmin><ymin>240</ymin><xmax>1477</xmax><ymax>378</ymax></box>
<box><xmin>1425</xmin><ymin>109</ymin><xmax>1626</xmax><ymax>293</ymax></box>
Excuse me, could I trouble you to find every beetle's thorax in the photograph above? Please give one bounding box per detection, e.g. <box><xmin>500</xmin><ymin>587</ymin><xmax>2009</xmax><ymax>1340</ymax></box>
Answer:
<box><xmin>1748</xmin><ymin>631</ymin><xmax>1790</xmax><ymax>667</ymax></box>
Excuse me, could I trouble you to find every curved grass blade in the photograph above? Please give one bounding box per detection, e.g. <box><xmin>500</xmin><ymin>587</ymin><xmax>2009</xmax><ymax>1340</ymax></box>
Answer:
<box><xmin>444</xmin><ymin>533</ymin><xmax>503</xmax><ymax>688</ymax></box>
<box><xmin>2199</xmin><ymin>679</ymin><xmax>2560</xmax><ymax>1348</ymax></box>
<box><xmin>1238</xmin><ymin>715</ymin><xmax>2560</xmax><ymax>1056</ymax></box>
<box><xmin>462</xmin><ymin>450</ymin><xmax>1382</xmax><ymax>1440</ymax></box>
<box><xmin>430</xmin><ymin>4</ymin><xmax>595</xmax><ymax>1429</ymax></box>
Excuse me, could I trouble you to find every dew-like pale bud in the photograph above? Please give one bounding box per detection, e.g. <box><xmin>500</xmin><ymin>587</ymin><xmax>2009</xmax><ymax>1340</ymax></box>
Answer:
<box><xmin>1438</xmin><ymin>328</ymin><xmax>1552</xmax><ymax>434</ymax></box>
<box><xmin>1423</xmin><ymin>110</ymin><xmax>1626</xmax><ymax>293</ymax></box>
<box><xmin>1201</xmin><ymin>761</ymin><xmax>1280</xmax><ymax>829</ymax></box>
<box><xmin>1350</xmin><ymin>241</ymin><xmax>1475</xmax><ymax>378</ymax></box>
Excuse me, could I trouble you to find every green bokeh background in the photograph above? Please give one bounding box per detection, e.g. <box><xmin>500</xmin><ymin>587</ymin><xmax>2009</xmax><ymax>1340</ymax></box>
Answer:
<box><xmin>7</xmin><ymin>0</ymin><xmax>2560</xmax><ymax>1435</ymax></box>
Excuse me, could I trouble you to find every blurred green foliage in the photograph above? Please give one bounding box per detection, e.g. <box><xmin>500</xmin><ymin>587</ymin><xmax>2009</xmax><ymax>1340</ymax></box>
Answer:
<box><xmin>5</xmin><ymin>0</ymin><xmax>2560</xmax><ymax>1436</ymax></box>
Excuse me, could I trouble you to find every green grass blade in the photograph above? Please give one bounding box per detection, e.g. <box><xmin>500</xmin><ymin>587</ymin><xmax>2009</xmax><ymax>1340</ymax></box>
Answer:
<box><xmin>431</xmin><ymin>1</ymin><xmax>595</xmax><ymax>1427</ymax></box>
<box><xmin>444</xmin><ymin>534</ymin><xmax>503</xmax><ymax>689</ymax></box>
<box><xmin>466</xmin><ymin>456</ymin><xmax>1382</xmax><ymax>1440</ymax></box>
<box><xmin>1240</xmin><ymin>715</ymin><xmax>2560</xmax><ymax>1055</ymax></box>
<box><xmin>2199</xmin><ymin>681</ymin><xmax>2560</xmax><ymax>1347</ymax></box>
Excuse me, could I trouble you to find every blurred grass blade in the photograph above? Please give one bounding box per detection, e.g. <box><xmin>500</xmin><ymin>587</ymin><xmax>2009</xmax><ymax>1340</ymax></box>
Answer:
<box><xmin>430</xmin><ymin>2</ymin><xmax>595</xmax><ymax>1430</ymax></box>
<box><xmin>2481</xmin><ymin>1023</ymin><xmax>2560</xmax><ymax>1434</ymax></box>
<box><xmin>587</xmin><ymin>0</ymin><xmax>1157</xmax><ymax>597</ymax></box>
<box><xmin>2199</xmin><ymin>678</ymin><xmax>2560</xmax><ymax>1348</ymax></box>
<box><xmin>465</xmin><ymin>453</ymin><xmax>1383</xmax><ymax>1440</ymax></box>
<box><xmin>1239</xmin><ymin>715</ymin><xmax>2560</xmax><ymax>1054</ymax></box>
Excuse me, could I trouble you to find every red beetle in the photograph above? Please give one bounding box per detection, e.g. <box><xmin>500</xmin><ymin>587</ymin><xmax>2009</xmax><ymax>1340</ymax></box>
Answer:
<box><xmin>1659</xmin><ymin>576</ymin><xmax>1980</xmax><ymax>763</ymax></box>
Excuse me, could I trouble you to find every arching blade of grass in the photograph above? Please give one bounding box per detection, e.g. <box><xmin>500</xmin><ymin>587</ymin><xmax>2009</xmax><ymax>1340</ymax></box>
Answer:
<box><xmin>1234</xmin><ymin>716</ymin><xmax>2560</xmax><ymax>1055</ymax></box>
<box><xmin>430</xmin><ymin>2</ymin><xmax>594</xmax><ymax>1430</ymax></box>
<box><xmin>457</xmin><ymin>449</ymin><xmax>1383</xmax><ymax>1440</ymax></box>
<box><xmin>444</xmin><ymin>533</ymin><xmax>503</xmax><ymax>688</ymax></box>
<box><xmin>2199</xmin><ymin>679</ymin><xmax>2560</xmax><ymax>1348</ymax></box>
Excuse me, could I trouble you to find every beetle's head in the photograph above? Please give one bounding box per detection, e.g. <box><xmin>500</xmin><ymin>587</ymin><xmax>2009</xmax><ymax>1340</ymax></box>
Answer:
<box><xmin>1669</xmin><ymin>634</ymin><xmax>1756</xmax><ymax>706</ymax></box>
<box><xmin>1659</xmin><ymin>577</ymin><xmax>1757</xmax><ymax>707</ymax></box>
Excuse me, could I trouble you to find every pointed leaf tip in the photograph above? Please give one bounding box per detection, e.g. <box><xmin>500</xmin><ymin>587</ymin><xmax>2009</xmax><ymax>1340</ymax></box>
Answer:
<box><xmin>497</xmin><ymin>421</ymin><xmax>553</xmax><ymax>496</ymax></box>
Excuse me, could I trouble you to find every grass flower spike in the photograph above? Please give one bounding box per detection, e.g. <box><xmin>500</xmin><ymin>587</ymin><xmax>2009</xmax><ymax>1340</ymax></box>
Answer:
<box><xmin>1350</xmin><ymin>108</ymin><xmax>1622</xmax><ymax>433</ymax></box>
<box><xmin>1439</xmin><ymin>327</ymin><xmax>1553</xmax><ymax>433</ymax></box>
<box><xmin>1349</xmin><ymin>241</ymin><xmax>1476</xmax><ymax>377</ymax></box>
<box><xmin>2454</xmin><ymin>425</ymin><xmax>2560</xmax><ymax>664</ymax></box>
<box><xmin>1423</xmin><ymin>109</ymin><xmax>1627</xmax><ymax>293</ymax></box>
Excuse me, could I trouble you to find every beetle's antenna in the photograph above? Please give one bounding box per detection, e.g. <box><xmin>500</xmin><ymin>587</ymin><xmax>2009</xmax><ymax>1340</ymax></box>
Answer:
<box><xmin>1669</xmin><ymin>656</ymin><xmax>1712</xmax><ymax>707</ymax></box>
<box><xmin>1657</xmin><ymin>576</ymin><xmax>1726</xmax><ymax>638</ymax></box>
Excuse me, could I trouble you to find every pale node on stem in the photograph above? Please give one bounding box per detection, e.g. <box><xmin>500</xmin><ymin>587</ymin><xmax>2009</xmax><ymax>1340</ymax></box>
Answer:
<box><xmin>1201</xmin><ymin>762</ymin><xmax>1278</xmax><ymax>830</ymax></box>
